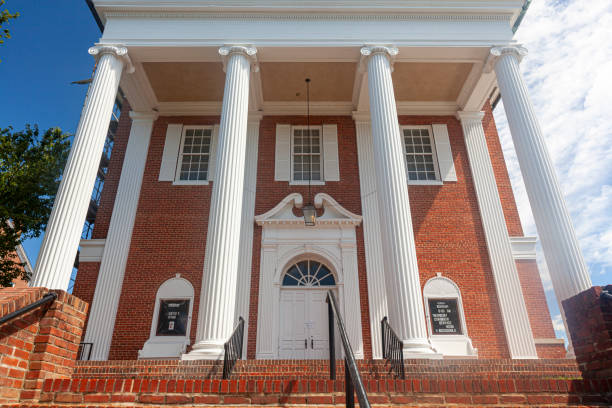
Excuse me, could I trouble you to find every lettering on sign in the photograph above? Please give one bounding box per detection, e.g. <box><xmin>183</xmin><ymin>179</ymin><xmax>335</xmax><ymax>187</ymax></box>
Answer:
<box><xmin>156</xmin><ymin>299</ymin><xmax>190</xmax><ymax>336</ymax></box>
<box><xmin>428</xmin><ymin>299</ymin><xmax>462</xmax><ymax>335</ymax></box>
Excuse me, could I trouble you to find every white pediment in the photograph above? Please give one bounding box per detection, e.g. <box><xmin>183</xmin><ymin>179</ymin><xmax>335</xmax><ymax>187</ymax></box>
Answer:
<box><xmin>255</xmin><ymin>193</ymin><xmax>362</xmax><ymax>226</ymax></box>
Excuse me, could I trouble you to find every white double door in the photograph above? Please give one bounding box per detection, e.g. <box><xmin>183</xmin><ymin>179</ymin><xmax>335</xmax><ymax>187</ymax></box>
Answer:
<box><xmin>279</xmin><ymin>289</ymin><xmax>332</xmax><ymax>359</ymax></box>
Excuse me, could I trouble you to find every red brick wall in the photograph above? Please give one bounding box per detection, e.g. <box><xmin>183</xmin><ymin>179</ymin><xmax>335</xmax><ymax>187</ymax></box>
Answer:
<box><xmin>74</xmin><ymin>108</ymin><xmax>556</xmax><ymax>361</ymax></box>
<box><xmin>0</xmin><ymin>287</ymin><xmax>88</xmax><ymax>403</ymax></box>
<box><xmin>399</xmin><ymin>115</ymin><xmax>509</xmax><ymax>358</ymax></box>
<box><xmin>515</xmin><ymin>260</ymin><xmax>566</xmax><ymax>358</ymax></box>
<box><xmin>563</xmin><ymin>285</ymin><xmax>612</xmax><ymax>378</ymax></box>
<box><xmin>108</xmin><ymin>116</ymin><xmax>219</xmax><ymax>360</ymax></box>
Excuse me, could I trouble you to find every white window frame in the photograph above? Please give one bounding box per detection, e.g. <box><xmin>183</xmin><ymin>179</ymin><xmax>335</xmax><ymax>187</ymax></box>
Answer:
<box><xmin>401</xmin><ymin>125</ymin><xmax>443</xmax><ymax>186</ymax></box>
<box><xmin>173</xmin><ymin>125</ymin><xmax>213</xmax><ymax>185</ymax></box>
<box><xmin>290</xmin><ymin>125</ymin><xmax>325</xmax><ymax>185</ymax></box>
<box><xmin>422</xmin><ymin>273</ymin><xmax>477</xmax><ymax>357</ymax></box>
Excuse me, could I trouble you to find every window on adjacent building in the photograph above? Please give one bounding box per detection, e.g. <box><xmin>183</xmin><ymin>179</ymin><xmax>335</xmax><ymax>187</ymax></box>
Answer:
<box><xmin>177</xmin><ymin>127</ymin><xmax>212</xmax><ymax>182</ymax></box>
<box><xmin>292</xmin><ymin>126</ymin><xmax>322</xmax><ymax>182</ymax></box>
<box><xmin>402</xmin><ymin>126</ymin><xmax>441</xmax><ymax>182</ymax></box>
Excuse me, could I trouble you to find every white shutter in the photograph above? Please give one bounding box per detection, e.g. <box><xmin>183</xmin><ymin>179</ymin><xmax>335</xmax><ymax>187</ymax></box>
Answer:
<box><xmin>158</xmin><ymin>124</ymin><xmax>183</xmax><ymax>181</ymax></box>
<box><xmin>432</xmin><ymin>124</ymin><xmax>457</xmax><ymax>182</ymax></box>
<box><xmin>275</xmin><ymin>124</ymin><xmax>291</xmax><ymax>181</ymax></box>
<box><xmin>322</xmin><ymin>124</ymin><xmax>340</xmax><ymax>182</ymax></box>
<box><xmin>208</xmin><ymin>124</ymin><xmax>219</xmax><ymax>181</ymax></box>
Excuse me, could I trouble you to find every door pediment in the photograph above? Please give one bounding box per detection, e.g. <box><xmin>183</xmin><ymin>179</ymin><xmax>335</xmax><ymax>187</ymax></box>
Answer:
<box><xmin>255</xmin><ymin>192</ymin><xmax>362</xmax><ymax>226</ymax></box>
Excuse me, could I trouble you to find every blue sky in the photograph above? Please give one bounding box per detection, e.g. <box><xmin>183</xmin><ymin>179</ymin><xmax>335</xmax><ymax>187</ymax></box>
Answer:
<box><xmin>1</xmin><ymin>1</ymin><xmax>610</xmax><ymax>341</ymax></box>
<box><xmin>0</xmin><ymin>1</ymin><xmax>101</xmax><ymax>263</ymax></box>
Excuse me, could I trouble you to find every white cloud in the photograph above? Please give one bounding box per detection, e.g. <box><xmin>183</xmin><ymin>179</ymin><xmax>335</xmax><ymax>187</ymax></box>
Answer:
<box><xmin>493</xmin><ymin>0</ymin><xmax>612</xmax><ymax>336</ymax></box>
<box><xmin>551</xmin><ymin>314</ymin><xmax>565</xmax><ymax>332</ymax></box>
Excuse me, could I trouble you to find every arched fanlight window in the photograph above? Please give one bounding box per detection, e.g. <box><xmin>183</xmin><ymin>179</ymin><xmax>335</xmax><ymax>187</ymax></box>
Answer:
<box><xmin>282</xmin><ymin>260</ymin><xmax>335</xmax><ymax>287</ymax></box>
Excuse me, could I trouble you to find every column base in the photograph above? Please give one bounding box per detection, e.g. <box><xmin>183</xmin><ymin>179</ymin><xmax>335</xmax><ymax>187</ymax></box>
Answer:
<box><xmin>402</xmin><ymin>338</ymin><xmax>443</xmax><ymax>359</ymax></box>
<box><xmin>181</xmin><ymin>340</ymin><xmax>225</xmax><ymax>360</ymax></box>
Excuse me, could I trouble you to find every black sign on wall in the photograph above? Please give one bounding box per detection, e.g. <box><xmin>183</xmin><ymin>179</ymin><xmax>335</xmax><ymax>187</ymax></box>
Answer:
<box><xmin>156</xmin><ymin>299</ymin><xmax>190</xmax><ymax>336</ymax></box>
<box><xmin>428</xmin><ymin>298</ymin><xmax>462</xmax><ymax>335</ymax></box>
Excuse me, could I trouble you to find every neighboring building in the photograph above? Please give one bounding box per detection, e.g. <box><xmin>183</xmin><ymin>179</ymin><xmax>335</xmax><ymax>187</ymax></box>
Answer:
<box><xmin>31</xmin><ymin>0</ymin><xmax>591</xmax><ymax>363</ymax></box>
<box><xmin>8</xmin><ymin>243</ymin><xmax>33</xmax><ymax>289</ymax></box>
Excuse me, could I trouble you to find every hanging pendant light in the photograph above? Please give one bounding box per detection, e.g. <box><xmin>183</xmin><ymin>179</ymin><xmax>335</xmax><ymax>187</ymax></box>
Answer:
<box><xmin>303</xmin><ymin>203</ymin><xmax>316</xmax><ymax>226</ymax></box>
<box><xmin>303</xmin><ymin>78</ymin><xmax>316</xmax><ymax>227</ymax></box>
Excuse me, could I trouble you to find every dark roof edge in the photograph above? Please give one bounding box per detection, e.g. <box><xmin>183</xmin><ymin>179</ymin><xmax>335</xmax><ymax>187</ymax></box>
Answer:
<box><xmin>85</xmin><ymin>0</ymin><xmax>105</xmax><ymax>32</ymax></box>
<box><xmin>512</xmin><ymin>0</ymin><xmax>531</xmax><ymax>33</ymax></box>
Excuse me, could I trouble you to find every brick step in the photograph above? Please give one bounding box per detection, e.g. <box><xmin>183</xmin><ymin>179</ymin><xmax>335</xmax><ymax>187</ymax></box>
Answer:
<box><xmin>73</xmin><ymin>358</ymin><xmax>582</xmax><ymax>381</ymax></box>
<box><xmin>15</xmin><ymin>376</ymin><xmax>611</xmax><ymax>407</ymax></box>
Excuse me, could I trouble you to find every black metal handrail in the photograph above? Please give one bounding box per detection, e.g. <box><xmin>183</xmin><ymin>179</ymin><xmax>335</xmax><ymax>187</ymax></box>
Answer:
<box><xmin>0</xmin><ymin>292</ymin><xmax>57</xmax><ymax>326</ymax></box>
<box><xmin>78</xmin><ymin>342</ymin><xmax>93</xmax><ymax>361</ymax></box>
<box><xmin>222</xmin><ymin>316</ymin><xmax>244</xmax><ymax>379</ymax></box>
<box><xmin>381</xmin><ymin>316</ymin><xmax>405</xmax><ymax>379</ymax></box>
<box><xmin>327</xmin><ymin>291</ymin><xmax>370</xmax><ymax>408</ymax></box>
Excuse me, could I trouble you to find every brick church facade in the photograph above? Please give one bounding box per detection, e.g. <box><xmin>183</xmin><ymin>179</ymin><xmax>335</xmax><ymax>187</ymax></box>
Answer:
<box><xmin>29</xmin><ymin>0</ymin><xmax>592</xmax><ymax>364</ymax></box>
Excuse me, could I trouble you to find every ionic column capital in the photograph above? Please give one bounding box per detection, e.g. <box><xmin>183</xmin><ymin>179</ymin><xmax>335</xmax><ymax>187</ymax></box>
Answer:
<box><xmin>484</xmin><ymin>45</ymin><xmax>528</xmax><ymax>73</ymax></box>
<box><xmin>219</xmin><ymin>45</ymin><xmax>258</xmax><ymax>72</ymax></box>
<box><xmin>359</xmin><ymin>45</ymin><xmax>399</xmax><ymax>71</ymax></box>
<box><xmin>456</xmin><ymin>111</ymin><xmax>485</xmax><ymax>124</ymax></box>
<box><xmin>88</xmin><ymin>44</ymin><xmax>135</xmax><ymax>73</ymax></box>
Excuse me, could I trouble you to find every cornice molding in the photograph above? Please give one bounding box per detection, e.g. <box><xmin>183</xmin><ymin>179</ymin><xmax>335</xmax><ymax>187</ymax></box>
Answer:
<box><xmin>509</xmin><ymin>236</ymin><xmax>537</xmax><ymax>260</ymax></box>
<box><xmin>456</xmin><ymin>110</ymin><xmax>485</xmax><ymax>123</ymax></box>
<box><xmin>154</xmin><ymin>101</ymin><xmax>459</xmax><ymax>117</ymax></box>
<box><xmin>129</xmin><ymin>111</ymin><xmax>159</xmax><ymax>122</ymax></box>
<box><xmin>88</xmin><ymin>44</ymin><xmax>135</xmax><ymax>73</ymax></box>
<box><xmin>352</xmin><ymin>111</ymin><xmax>370</xmax><ymax>123</ymax></box>
<box><xmin>102</xmin><ymin>11</ymin><xmax>513</xmax><ymax>22</ymax></box>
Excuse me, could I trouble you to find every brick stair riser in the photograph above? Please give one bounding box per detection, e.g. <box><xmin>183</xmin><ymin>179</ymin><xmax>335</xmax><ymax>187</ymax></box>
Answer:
<box><xmin>72</xmin><ymin>359</ymin><xmax>582</xmax><ymax>381</ymax></box>
<box><xmin>12</xmin><ymin>377</ymin><xmax>609</xmax><ymax>406</ymax></box>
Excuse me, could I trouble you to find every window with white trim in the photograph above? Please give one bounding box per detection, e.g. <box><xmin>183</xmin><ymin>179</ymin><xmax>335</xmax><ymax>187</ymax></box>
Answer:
<box><xmin>292</xmin><ymin>126</ymin><xmax>322</xmax><ymax>182</ymax></box>
<box><xmin>176</xmin><ymin>127</ymin><xmax>212</xmax><ymax>182</ymax></box>
<box><xmin>402</xmin><ymin>126</ymin><xmax>441</xmax><ymax>182</ymax></box>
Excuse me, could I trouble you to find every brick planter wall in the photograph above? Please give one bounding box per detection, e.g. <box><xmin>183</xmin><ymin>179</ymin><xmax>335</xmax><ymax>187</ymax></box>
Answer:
<box><xmin>0</xmin><ymin>287</ymin><xmax>88</xmax><ymax>403</ymax></box>
<box><xmin>563</xmin><ymin>285</ymin><xmax>612</xmax><ymax>379</ymax></box>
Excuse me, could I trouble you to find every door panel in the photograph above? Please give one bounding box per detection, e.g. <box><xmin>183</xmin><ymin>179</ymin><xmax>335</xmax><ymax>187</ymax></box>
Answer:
<box><xmin>307</xmin><ymin>291</ymin><xmax>330</xmax><ymax>359</ymax></box>
<box><xmin>279</xmin><ymin>291</ymin><xmax>307</xmax><ymax>359</ymax></box>
<box><xmin>278</xmin><ymin>289</ymin><xmax>332</xmax><ymax>359</ymax></box>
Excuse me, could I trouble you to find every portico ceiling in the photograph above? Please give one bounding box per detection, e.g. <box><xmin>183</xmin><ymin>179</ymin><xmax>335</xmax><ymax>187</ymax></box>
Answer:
<box><xmin>392</xmin><ymin>62</ymin><xmax>472</xmax><ymax>102</ymax></box>
<box><xmin>141</xmin><ymin>60</ymin><xmax>474</xmax><ymax>104</ymax></box>
<box><xmin>142</xmin><ymin>62</ymin><xmax>225</xmax><ymax>102</ymax></box>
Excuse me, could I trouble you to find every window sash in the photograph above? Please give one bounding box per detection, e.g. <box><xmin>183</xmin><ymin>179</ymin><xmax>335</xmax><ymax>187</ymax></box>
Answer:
<box><xmin>291</xmin><ymin>126</ymin><xmax>323</xmax><ymax>182</ymax></box>
<box><xmin>401</xmin><ymin>125</ymin><xmax>441</xmax><ymax>182</ymax></box>
<box><xmin>176</xmin><ymin>126</ymin><xmax>212</xmax><ymax>182</ymax></box>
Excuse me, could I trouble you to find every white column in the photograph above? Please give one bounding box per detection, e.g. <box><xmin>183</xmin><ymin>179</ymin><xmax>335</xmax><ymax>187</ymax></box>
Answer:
<box><xmin>31</xmin><ymin>45</ymin><xmax>133</xmax><ymax>290</ymax></box>
<box><xmin>354</xmin><ymin>114</ymin><xmax>388</xmax><ymax>359</ymax></box>
<box><xmin>185</xmin><ymin>46</ymin><xmax>256</xmax><ymax>360</ymax></box>
<box><xmin>360</xmin><ymin>46</ymin><xmax>435</xmax><ymax>356</ymax></box>
<box><xmin>492</xmin><ymin>46</ymin><xmax>592</xmax><ymax>313</ymax></box>
<box><xmin>83</xmin><ymin>111</ymin><xmax>157</xmax><ymax>360</ymax></box>
<box><xmin>234</xmin><ymin>114</ymin><xmax>261</xmax><ymax>358</ymax></box>
<box><xmin>457</xmin><ymin>111</ymin><xmax>537</xmax><ymax>358</ymax></box>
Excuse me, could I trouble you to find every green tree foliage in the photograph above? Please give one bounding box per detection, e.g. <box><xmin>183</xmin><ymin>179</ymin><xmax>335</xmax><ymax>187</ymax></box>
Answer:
<box><xmin>0</xmin><ymin>0</ymin><xmax>19</xmax><ymax>54</ymax></box>
<box><xmin>0</xmin><ymin>126</ymin><xmax>70</xmax><ymax>286</ymax></box>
